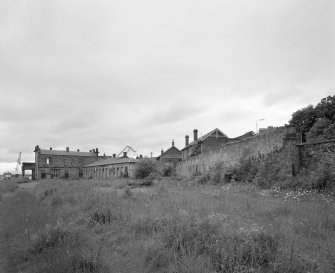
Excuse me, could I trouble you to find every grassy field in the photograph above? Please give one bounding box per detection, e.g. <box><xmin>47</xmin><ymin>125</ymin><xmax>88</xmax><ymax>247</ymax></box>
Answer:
<box><xmin>0</xmin><ymin>178</ymin><xmax>334</xmax><ymax>273</ymax></box>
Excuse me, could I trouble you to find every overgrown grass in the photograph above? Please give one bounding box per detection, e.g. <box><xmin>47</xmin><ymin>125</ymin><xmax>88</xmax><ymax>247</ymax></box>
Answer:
<box><xmin>0</xmin><ymin>179</ymin><xmax>18</xmax><ymax>194</ymax></box>
<box><xmin>1</xmin><ymin>178</ymin><xmax>334</xmax><ymax>272</ymax></box>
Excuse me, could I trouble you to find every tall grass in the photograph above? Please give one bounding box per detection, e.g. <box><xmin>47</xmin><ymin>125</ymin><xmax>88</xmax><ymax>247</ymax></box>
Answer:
<box><xmin>1</xmin><ymin>178</ymin><xmax>334</xmax><ymax>272</ymax></box>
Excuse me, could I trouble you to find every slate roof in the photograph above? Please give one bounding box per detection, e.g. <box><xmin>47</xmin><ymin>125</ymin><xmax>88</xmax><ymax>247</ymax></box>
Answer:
<box><xmin>39</xmin><ymin>149</ymin><xmax>97</xmax><ymax>157</ymax></box>
<box><xmin>181</xmin><ymin>128</ymin><xmax>228</xmax><ymax>151</ymax></box>
<box><xmin>157</xmin><ymin>146</ymin><xmax>182</xmax><ymax>160</ymax></box>
<box><xmin>84</xmin><ymin>157</ymin><xmax>137</xmax><ymax>167</ymax></box>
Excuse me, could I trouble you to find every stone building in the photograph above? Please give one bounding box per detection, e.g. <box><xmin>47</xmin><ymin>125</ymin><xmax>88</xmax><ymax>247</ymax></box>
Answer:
<box><xmin>83</xmin><ymin>152</ymin><xmax>137</xmax><ymax>179</ymax></box>
<box><xmin>34</xmin><ymin>145</ymin><xmax>100</xmax><ymax>180</ymax></box>
<box><xmin>181</xmin><ymin>128</ymin><xmax>230</xmax><ymax>160</ymax></box>
<box><xmin>181</xmin><ymin>128</ymin><xmax>254</xmax><ymax>160</ymax></box>
<box><xmin>156</xmin><ymin>140</ymin><xmax>182</xmax><ymax>165</ymax></box>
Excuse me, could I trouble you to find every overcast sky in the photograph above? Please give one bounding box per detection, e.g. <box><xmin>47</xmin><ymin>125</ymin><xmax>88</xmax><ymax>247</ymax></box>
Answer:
<box><xmin>0</xmin><ymin>0</ymin><xmax>334</xmax><ymax>172</ymax></box>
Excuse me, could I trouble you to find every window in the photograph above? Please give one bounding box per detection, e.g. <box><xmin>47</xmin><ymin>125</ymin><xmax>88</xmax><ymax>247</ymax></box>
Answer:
<box><xmin>65</xmin><ymin>170</ymin><xmax>69</xmax><ymax>178</ymax></box>
<box><xmin>52</xmin><ymin>169</ymin><xmax>60</xmax><ymax>178</ymax></box>
<box><xmin>79</xmin><ymin>169</ymin><xmax>83</xmax><ymax>178</ymax></box>
<box><xmin>41</xmin><ymin>170</ymin><xmax>46</xmax><ymax>179</ymax></box>
<box><xmin>46</xmin><ymin>157</ymin><xmax>50</xmax><ymax>164</ymax></box>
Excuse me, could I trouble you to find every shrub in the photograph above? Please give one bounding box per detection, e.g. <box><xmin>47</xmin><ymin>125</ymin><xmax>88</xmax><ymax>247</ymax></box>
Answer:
<box><xmin>253</xmin><ymin>155</ymin><xmax>288</xmax><ymax>189</ymax></box>
<box><xmin>308</xmin><ymin>156</ymin><xmax>335</xmax><ymax>191</ymax></box>
<box><xmin>134</xmin><ymin>159</ymin><xmax>159</xmax><ymax>179</ymax></box>
<box><xmin>223</xmin><ymin>158</ymin><xmax>259</xmax><ymax>184</ymax></box>
<box><xmin>161</xmin><ymin>163</ymin><xmax>175</xmax><ymax>177</ymax></box>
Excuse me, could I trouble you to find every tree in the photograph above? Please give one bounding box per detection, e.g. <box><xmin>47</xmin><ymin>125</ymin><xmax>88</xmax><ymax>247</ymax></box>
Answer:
<box><xmin>289</xmin><ymin>105</ymin><xmax>318</xmax><ymax>137</ymax></box>
<box><xmin>315</xmin><ymin>95</ymin><xmax>335</xmax><ymax>123</ymax></box>
<box><xmin>289</xmin><ymin>95</ymin><xmax>335</xmax><ymax>142</ymax></box>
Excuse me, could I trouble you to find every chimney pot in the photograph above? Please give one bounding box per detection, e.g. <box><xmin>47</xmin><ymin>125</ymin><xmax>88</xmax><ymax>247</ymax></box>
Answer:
<box><xmin>193</xmin><ymin>129</ymin><xmax>198</xmax><ymax>142</ymax></box>
<box><xmin>161</xmin><ymin>149</ymin><xmax>164</xmax><ymax>155</ymax></box>
<box><xmin>50</xmin><ymin>147</ymin><xmax>52</xmax><ymax>150</ymax></box>
<box><xmin>89</xmin><ymin>150</ymin><xmax>92</xmax><ymax>152</ymax></box>
<box><xmin>66</xmin><ymin>147</ymin><xmax>69</xmax><ymax>152</ymax></box>
<box><xmin>77</xmin><ymin>149</ymin><xmax>80</xmax><ymax>152</ymax></box>
<box><xmin>113</xmin><ymin>153</ymin><xmax>116</xmax><ymax>158</ymax></box>
<box><xmin>185</xmin><ymin>135</ymin><xmax>189</xmax><ymax>146</ymax></box>
<box><xmin>172</xmin><ymin>139</ymin><xmax>175</xmax><ymax>147</ymax></box>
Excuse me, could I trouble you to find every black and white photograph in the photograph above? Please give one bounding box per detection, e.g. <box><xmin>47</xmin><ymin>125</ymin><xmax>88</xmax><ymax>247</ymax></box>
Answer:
<box><xmin>0</xmin><ymin>0</ymin><xmax>334</xmax><ymax>272</ymax></box>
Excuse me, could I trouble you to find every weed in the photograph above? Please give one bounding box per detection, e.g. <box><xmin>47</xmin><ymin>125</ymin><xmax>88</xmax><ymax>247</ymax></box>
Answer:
<box><xmin>39</xmin><ymin>188</ymin><xmax>57</xmax><ymax>202</ymax></box>
<box><xmin>195</xmin><ymin>173</ymin><xmax>210</xmax><ymax>184</ymax></box>
<box><xmin>0</xmin><ymin>180</ymin><xmax>18</xmax><ymax>193</ymax></box>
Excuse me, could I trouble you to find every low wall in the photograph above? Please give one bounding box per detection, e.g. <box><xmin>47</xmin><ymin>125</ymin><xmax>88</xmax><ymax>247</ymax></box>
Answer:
<box><xmin>176</xmin><ymin>127</ymin><xmax>295</xmax><ymax>177</ymax></box>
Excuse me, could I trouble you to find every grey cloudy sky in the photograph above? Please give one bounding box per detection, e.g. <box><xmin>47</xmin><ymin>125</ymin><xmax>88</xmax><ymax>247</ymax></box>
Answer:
<box><xmin>0</xmin><ymin>0</ymin><xmax>334</xmax><ymax>171</ymax></box>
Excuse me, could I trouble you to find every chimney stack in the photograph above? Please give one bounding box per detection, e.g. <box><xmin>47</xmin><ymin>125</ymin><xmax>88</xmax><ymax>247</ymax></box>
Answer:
<box><xmin>123</xmin><ymin>152</ymin><xmax>127</xmax><ymax>158</ymax></box>
<box><xmin>66</xmin><ymin>147</ymin><xmax>69</xmax><ymax>152</ymax></box>
<box><xmin>185</xmin><ymin>135</ymin><xmax>189</xmax><ymax>146</ymax></box>
<box><xmin>95</xmin><ymin>148</ymin><xmax>99</xmax><ymax>155</ymax></box>
<box><xmin>161</xmin><ymin>149</ymin><xmax>164</xmax><ymax>155</ymax></box>
<box><xmin>77</xmin><ymin>149</ymin><xmax>80</xmax><ymax>152</ymax></box>
<box><xmin>89</xmin><ymin>150</ymin><xmax>92</xmax><ymax>152</ymax></box>
<box><xmin>193</xmin><ymin>129</ymin><xmax>198</xmax><ymax>142</ymax></box>
<box><xmin>50</xmin><ymin>147</ymin><xmax>52</xmax><ymax>150</ymax></box>
<box><xmin>113</xmin><ymin>153</ymin><xmax>116</xmax><ymax>158</ymax></box>
<box><xmin>172</xmin><ymin>139</ymin><xmax>175</xmax><ymax>147</ymax></box>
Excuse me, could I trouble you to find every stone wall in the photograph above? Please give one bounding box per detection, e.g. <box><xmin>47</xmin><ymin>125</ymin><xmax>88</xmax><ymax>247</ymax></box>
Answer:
<box><xmin>176</xmin><ymin>127</ymin><xmax>295</xmax><ymax>177</ymax></box>
<box><xmin>297</xmin><ymin>139</ymin><xmax>335</xmax><ymax>170</ymax></box>
<box><xmin>36</xmin><ymin>154</ymin><xmax>99</xmax><ymax>179</ymax></box>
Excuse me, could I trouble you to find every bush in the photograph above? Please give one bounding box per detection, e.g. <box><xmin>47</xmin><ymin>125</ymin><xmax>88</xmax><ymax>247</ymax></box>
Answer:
<box><xmin>253</xmin><ymin>155</ymin><xmax>288</xmax><ymax>189</ymax></box>
<box><xmin>134</xmin><ymin>159</ymin><xmax>159</xmax><ymax>179</ymax></box>
<box><xmin>161</xmin><ymin>163</ymin><xmax>175</xmax><ymax>177</ymax></box>
<box><xmin>307</xmin><ymin>154</ymin><xmax>335</xmax><ymax>191</ymax></box>
<box><xmin>223</xmin><ymin>157</ymin><xmax>259</xmax><ymax>184</ymax></box>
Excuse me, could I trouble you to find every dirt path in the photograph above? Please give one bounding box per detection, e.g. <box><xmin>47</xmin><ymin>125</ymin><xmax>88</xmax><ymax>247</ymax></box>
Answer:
<box><xmin>0</xmin><ymin>181</ymin><xmax>39</xmax><ymax>272</ymax></box>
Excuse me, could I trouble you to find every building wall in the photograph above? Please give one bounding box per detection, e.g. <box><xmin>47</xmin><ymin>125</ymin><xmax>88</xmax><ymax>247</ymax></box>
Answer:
<box><xmin>84</xmin><ymin>162</ymin><xmax>136</xmax><ymax>179</ymax></box>
<box><xmin>177</xmin><ymin>127</ymin><xmax>295</xmax><ymax>177</ymax></box>
<box><xmin>202</xmin><ymin>136</ymin><xmax>230</xmax><ymax>153</ymax></box>
<box><xmin>36</xmin><ymin>153</ymin><xmax>99</xmax><ymax>180</ymax></box>
<box><xmin>181</xmin><ymin>136</ymin><xmax>230</xmax><ymax>160</ymax></box>
<box><xmin>159</xmin><ymin>147</ymin><xmax>182</xmax><ymax>165</ymax></box>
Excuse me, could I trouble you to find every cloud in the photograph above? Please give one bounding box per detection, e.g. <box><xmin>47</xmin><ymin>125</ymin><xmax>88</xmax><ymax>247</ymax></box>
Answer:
<box><xmin>0</xmin><ymin>0</ymin><xmax>334</xmax><ymax>169</ymax></box>
<box><xmin>146</xmin><ymin>103</ymin><xmax>203</xmax><ymax>125</ymax></box>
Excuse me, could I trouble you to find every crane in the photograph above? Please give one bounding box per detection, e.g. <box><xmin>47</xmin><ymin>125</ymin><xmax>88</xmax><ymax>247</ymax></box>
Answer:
<box><xmin>117</xmin><ymin>145</ymin><xmax>136</xmax><ymax>158</ymax></box>
<box><xmin>15</xmin><ymin>152</ymin><xmax>22</xmax><ymax>173</ymax></box>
